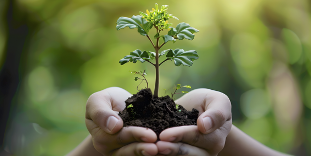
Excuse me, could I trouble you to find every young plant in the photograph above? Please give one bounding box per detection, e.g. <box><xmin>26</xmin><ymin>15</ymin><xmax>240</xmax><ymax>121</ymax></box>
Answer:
<box><xmin>131</xmin><ymin>70</ymin><xmax>148</xmax><ymax>90</ymax></box>
<box><xmin>117</xmin><ymin>3</ymin><xmax>199</xmax><ymax>97</ymax></box>
<box><xmin>170</xmin><ymin>84</ymin><xmax>191</xmax><ymax>99</ymax></box>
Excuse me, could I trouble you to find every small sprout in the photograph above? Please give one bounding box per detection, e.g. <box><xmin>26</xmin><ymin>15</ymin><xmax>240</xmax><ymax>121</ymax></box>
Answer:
<box><xmin>176</xmin><ymin>84</ymin><xmax>181</xmax><ymax>90</ymax></box>
<box><xmin>127</xmin><ymin>104</ymin><xmax>133</xmax><ymax>108</ymax></box>
<box><xmin>131</xmin><ymin>70</ymin><xmax>149</xmax><ymax>90</ymax></box>
<box><xmin>175</xmin><ymin>104</ymin><xmax>179</xmax><ymax>109</ymax></box>
<box><xmin>171</xmin><ymin>84</ymin><xmax>192</xmax><ymax>99</ymax></box>
<box><xmin>183</xmin><ymin>85</ymin><xmax>191</xmax><ymax>89</ymax></box>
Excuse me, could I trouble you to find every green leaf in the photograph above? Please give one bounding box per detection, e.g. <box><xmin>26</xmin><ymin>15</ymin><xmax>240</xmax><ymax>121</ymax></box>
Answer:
<box><xmin>168</xmin><ymin>28</ymin><xmax>177</xmax><ymax>36</ymax></box>
<box><xmin>168</xmin><ymin>22</ymin><xmax>199</xmax><ymax>40</ymax></box>
<box><xmin>119</xmin><ymin>49</ymin><xmax>150</xmax><ymax>65</ymax></box>
<box><xmin>159</xmin><ymin>49</ymin><xmax>170</xmax><ymax>57</ymax></box>
<box><xmin>116</xmin><ymin>15</ymin><xmax>153</xmax><ymax>36</ymax></box>
<box><xmin>134</xmin><ymin>77</ymin><xmax>139</xmax><ymax>81</ymax></box>
<box><xmin>154</xmin><ymin>33</ymin><xmax>160</xmax><ymax>39</ymax></box>
<box><xmin>176</xmin><ymin>84</ymin><xmax>181</xmax><ymax>90</ymax></box>
<box><xmin>163</xmin><ymin>35</ymin><xmax>176</xmax><ymax>43</ymax></box>
<box><xmin>181</xmin><ymin>91</ymin><xmax>188</xmax><ymax>93</ymax></box>
<box><xmin>183</xmin><ymin>85</ymin><xmax>191</xmax><ymax>88</ymax></box>
<box><xmin>127</xmin><ymin>104</ymin><xmax>133</xmax><ymax>108</ymax></box>
<box><xmin>147</xmin><ymin>51</ymin><xmax>156</xmax><ymax>60</ymax></box>
<box><xmin>155</xmin><ymin>3</ymin><xmax>159</xmax><ymax>11</ymax></box>
<box><xmin>175</xmin><ymin>104</ymin><xmax>179</xmax><ymax>109</ymax></box>
<box><xmin>166</xmin><ymin>49</ymin><xmax>199</xmax><ymax>66</ymax></box>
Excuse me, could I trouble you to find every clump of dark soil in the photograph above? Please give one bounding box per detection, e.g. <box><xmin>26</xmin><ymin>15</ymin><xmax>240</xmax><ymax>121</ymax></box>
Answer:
<box><xmin>119</xmin><ymin>88</ymin><xmax>199</xmax><ymax>137</ymax></box>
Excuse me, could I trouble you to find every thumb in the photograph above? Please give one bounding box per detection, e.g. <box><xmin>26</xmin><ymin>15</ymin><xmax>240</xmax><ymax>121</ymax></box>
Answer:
<box><xmin>93</xmin><ymin>109</ymin><xmax>123</xmax><ymax>134</ymax></box>
<box><xmin>197</xmin><ymin>109</ymin><xmax>227</xmax><ymax>134</ymax></box>
<box><xmin>86</xmin><ymin>87</ymin><xmax>131</xmax><ymax>134</ymax></box>
<box><xmin>86</xmin><ymin>104</ymin><xmax>124</xmax><ymax>134</ymax></box>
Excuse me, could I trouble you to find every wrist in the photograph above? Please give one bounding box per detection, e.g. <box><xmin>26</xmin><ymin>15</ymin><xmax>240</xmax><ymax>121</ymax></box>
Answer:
<box><xmin>66</xmin><ymin>135</ymin><xmax>102</xmax><ymax>156</ymax></box>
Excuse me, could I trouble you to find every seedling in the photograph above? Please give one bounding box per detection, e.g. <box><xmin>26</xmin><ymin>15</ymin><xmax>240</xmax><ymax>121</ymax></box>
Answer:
<box><xmin>171</xmin><ymin>84</ymin><xmax>191</xmax><ymax>99</ymax></box>
<box><xmin>117</xmin><ymin>3</ymin><xmax>199</xmax><ymax>97</ymax></box>
<box><xmin>131</xmin><ymin>70</ymin><xmax>148</xmax><ymax>90</ymax></box>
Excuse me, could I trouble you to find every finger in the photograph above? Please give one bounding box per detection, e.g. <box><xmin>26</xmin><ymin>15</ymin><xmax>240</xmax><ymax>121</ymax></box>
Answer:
<box><xmin>85</xmin><ymin>87</ymin><xmax>132</xmax><ymax>134</ymax></box>
<box><xmin>100</xmin><ymin>126</ymin><xmax>157</xmax><ymax>144</ymax></box>
<box><xmin>159</xmin><ymin>125</ymin><xmax>230</xmax><ymax>154</ymax></box>
<box><xmin>198</xmin><ymin>92</ymin><xmax>232</xmax><ymax>134</ymax></box>
<box><xmin>175</xmin><ymin>88</ymin><xmax>214</xmax><ymax>112</ymax></box>
<box><xmin>156</xmin><ymin>141</ymin><xmax>210</xmax><ymax>156</ymax></box>
<box><xmin>92</xmin><ymin>126</ymin><xmax>157</xmax><ymax>154</ymax></box>
<box><xmin>111</xmin><ymin>142</ymin><xmax>158</xmax><ymax>156</ymax></box>
<box><xmin>175</xmin><ymin>88</ymin><xmax>232</xmax><ymax>134</ymax></box>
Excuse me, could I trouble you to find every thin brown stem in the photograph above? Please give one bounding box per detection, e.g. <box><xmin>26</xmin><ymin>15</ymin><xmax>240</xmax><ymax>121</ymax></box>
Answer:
<box><xmin>137</xmin><ymin>79</ymin><xmax>144</xmax><ymax>91</ymax></box>
<box><xmin>141</xmin><ymin>70</ymin><xmax>148</xmax><ymax>88</ymax></box>
<box><xmin>171</xmin><ymin>87</ymin><xmax>178</xmax><ymax>99</ymax></box>
<box><xmin>154</xmin><ymin>30</ymin><xmax>160</xmax><ymax>97</ymax></box>
<box><xmin>159</xmin><ymin>58</ymin><xmax>170</xmax><ymax>66</ymax></box>
<box><xmin>135</xmin><ymin>70</ymin><xmax>149</xmax><ymax>90</ymax></box>
<box><xmin>146</xmin><ymin>35</ymin><xmax>155</xmax><ymax>48</ymax></box>
<box><xmin>146</xmin><ymin>60</ymin><xmax>155</xmax><ymax>66</ymax></box>
<box><xmin>159</xmin><ymin>42</ymin><xmax>166</xmax><ymax>49</ymax></box>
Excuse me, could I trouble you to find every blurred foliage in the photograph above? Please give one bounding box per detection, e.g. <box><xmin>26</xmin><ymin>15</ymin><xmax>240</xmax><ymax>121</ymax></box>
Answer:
<box><xmin>1</xmin><ymin>0</ymin><xmax>311</xmax><ymax>155</ymax></box>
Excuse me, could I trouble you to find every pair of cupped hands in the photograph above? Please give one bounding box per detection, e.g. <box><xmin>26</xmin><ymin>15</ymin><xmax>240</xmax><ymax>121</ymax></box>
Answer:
<box><xmin>86</xmin><ymin>87</ymin><xmax>232</xmax><ymax>156</ymax></box>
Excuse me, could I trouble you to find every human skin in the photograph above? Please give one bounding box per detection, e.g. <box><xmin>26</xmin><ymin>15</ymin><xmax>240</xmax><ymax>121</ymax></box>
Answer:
<box><xmin>83</xmin><ymin>87</ymin><xmax>158</xmax><ymax>156</ymax></box>
<box><xmin>67</xmin><ymin>87</ymin><xmax>289</xmax><ymax>156</ymax></box>
<box><xmin>156</xmin><ymin>88</ymin><xmax>232</xmax><ymax>155</ymax></box>
<box><xmin>67</xmin><ymin>87</ymin><xmax>232</xmax><ymax>156</ymax></box>
<box><xmin>217</xmin><ymin>125</ymin><xmax>291</xmax><ymax>156</ymax></box>
<box><xmin>156</xmin><ymin>89</ymin><xmax>289</xmax><ymax>156</ymax></box>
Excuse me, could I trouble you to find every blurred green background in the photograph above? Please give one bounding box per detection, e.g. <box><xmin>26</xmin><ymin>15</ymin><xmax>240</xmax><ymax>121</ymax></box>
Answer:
<box><xmin>1</xmin><ymin>0</ymin><xmax>311</xmax><ymax>155</ymax></box>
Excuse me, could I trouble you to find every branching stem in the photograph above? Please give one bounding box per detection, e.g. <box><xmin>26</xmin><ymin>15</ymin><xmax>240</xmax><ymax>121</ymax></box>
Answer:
<box><xmin>171</xmin><ymin>87</ymin><xmax>178</xmax><ymax>99</ymax></box>
<box><xmin>146</xmin><ymin>35</ymin><xmax>155</xmax><ymax>48</ymax></box>
<box><xmin>146</xmin><ymin>60</ymin><xmax>155</xmax><ymax>66</ymax></box>
<box><xmin>159</xmin><ymin>58</ymin><xmax>170</xmax><ymax>66</ymax></box>
<box><xmin>159</xmin><ymin>42</ymin><xmax>166</xmax><ymax>49</ymax></box>
<box><xmin>154</xmin><ymin>31</ymin><xmax>160</xmax><ymax>97</ymax></box>
<box><xmin>141</xmin><ymin>70</ymin><xmax>148</xmax><ymax>88</ymax></box>
<box><xmin>137</xmin><ymin>79</ymin><xmax>144</xmax><ymax>91</ymax></box>
<box><xmin>135</xmin><ymin>70</ymin><xmax>148</xmax><ymax>90</ymax></box>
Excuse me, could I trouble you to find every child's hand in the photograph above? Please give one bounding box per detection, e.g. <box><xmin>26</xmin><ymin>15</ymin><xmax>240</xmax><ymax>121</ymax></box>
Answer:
<box><xmin>85</xmin><ymin>87</ymin><xmax>158</xmax><ymax>156</ymax></box>
<box><xmin>156</xmin><ymin>89</ymin><xmax>232</xmax><ymax>156</ymax></box>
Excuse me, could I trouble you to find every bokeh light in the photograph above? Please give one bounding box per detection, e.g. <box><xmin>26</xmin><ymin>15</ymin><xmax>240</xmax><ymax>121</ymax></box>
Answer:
<box><xmin>1</xmin><ymin>0</ymin><xmax>311</xmax><ymax>155</ymax></box>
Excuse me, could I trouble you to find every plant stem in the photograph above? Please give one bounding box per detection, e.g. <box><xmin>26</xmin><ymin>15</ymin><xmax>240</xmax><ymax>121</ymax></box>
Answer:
<box><xmin>159</xmin><ymin>42</ymin><xmax>166</xmax><ymax>49</ymax></box>
<box><xmin>146</xmin><ymin>60</ymin><xmax>155</xmax><ymax>66</ymax></box>
<box><xmin>154</xmin><ymin>35</ymin><xmax>160</xmax><ymax>97</ymax></box>
<box><xmin>171</xmin><ymin>87</ymin><xmax>178</xmax><ymax>99</ymax></box>
<box><xmin>141</xmin><ymin>70</ymin><xmax>148</xmax><ymax>88</ymax></box>
<box><xmin>146</xmin><ymin>35</ymin><xmax>155</xmax><ymax>48</ymax></box>
<box><xmin>159</xmin><ymin>58</ymin><xmax>170</xmax><ymax>66</ymax></box>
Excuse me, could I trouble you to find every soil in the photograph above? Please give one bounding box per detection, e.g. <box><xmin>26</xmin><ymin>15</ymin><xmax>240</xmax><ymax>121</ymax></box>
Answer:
<box><xmin>119</xmin><ymin>88</ymin><xmax>199</xmax><ymax>137</ymax></box>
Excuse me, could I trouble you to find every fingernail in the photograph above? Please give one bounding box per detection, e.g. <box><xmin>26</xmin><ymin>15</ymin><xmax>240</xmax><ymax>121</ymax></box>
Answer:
<box><xmin>160</xmin><ymin>149</ymin><xmax>171</xmax><ymax>155</ymax></box>
<box><xmin>141</xmin><ymin>150</ymin><xmax>152</xmax><ymax>156</ymax></box>
<box><xmin>203</xmin><ymin>117</ymin><xmax>212</xmax><ymax>132</ymax></box>
<box><xmin>107</xmin><ymin>116</ymin><xmax>118</xmax><ymax>132</ymax></box>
